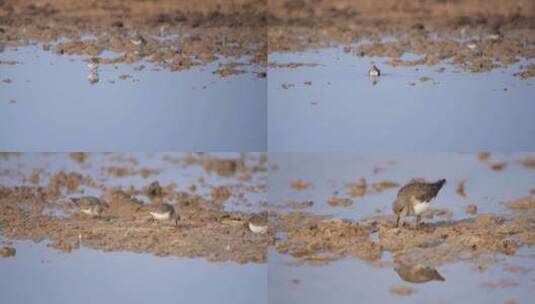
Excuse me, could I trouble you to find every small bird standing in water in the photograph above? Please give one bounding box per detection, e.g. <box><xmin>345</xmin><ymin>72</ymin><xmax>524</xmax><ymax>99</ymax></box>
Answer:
<box><xmin>87</xmin><ymin>57</ymin><xmax>99</xmax><ymax>71</ymax></box>
<box><xmin>392</xmin><ymin>179</ymin><xmax>446</xmax><ymax>228</ymax></box>
<box><xmin>368</xmin><ymin>65</ymin><xmax>381</xmax><ymax>77</ymax></box>
<box><xmin>70</xmin><ymin>196</ymin><xmax>107</xmax><ymax>218</ymax></box>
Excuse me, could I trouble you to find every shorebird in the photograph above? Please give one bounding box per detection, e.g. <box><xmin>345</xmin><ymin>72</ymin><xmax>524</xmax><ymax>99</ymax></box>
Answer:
<box><xmin>392</xmin><ymin>179</ymin><xmax>446</xmax><ymax>228</ymax></box>
<box><xmin>87</xmin><ymin>71</ymin><xmax>99</xmax><ymax>84</ymax></box>
<box><xmin>248</xmin><ymin>211</ymin><xmax>268</xmax><ymax>234</ymax></box>
<box><xmin>394</xmin><ymin>263</ymin><xmax>445</xmax><ymax>283</ymax></box>
<box><xmin>368</xmin><ymin>65</ymin><xmax>381</xmax><ymax>77</ymax></box>
<box><xmin>147</xmin><ymin>201</ymin><xmax>179</xmax><ymax>227</ymax></box>
<box><xmin>87</xmin><ymin>57</ymin><xmax>99</xmax><ymax>70</ymax></box>
<box><xmin>130</xmin><ymin>33</ymin><xmax>146</xmax><ymax>47</ymax></box>
<box><xmin>146</xmin><ymin>181</ymin><xmax>163</xmax><ymax>200</ymax></box>
<box><xmin>70</xmin><ymin>196</ymin><xmax>107</xmax><ymax>218</ymax></box>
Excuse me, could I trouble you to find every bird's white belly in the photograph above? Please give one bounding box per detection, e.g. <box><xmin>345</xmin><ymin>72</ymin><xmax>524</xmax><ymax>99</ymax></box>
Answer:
<box><xmin>249</xmin><ymin>222</ymin><xmax>268</xmax><ymax>234</ymax></box>
<box><xmin>413</xmin><ymin>201</ymin><xmax>430</xmax><ymax>215</ymax></box>
<box><xmin>150</xmin><ymin>211</ymin><xmax>171</xmax><ymax>220</ymax></box>
<box><xmin>80</xmin><ymin>208</ymin><xmax>94</xmax><ymax>216</ymax></box>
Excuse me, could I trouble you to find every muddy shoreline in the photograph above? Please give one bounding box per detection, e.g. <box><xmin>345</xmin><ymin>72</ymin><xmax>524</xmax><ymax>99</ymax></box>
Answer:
<box><xmin>268</xmin><ymin>0</ymin><xmax>535</xmax><ymax>77</ymax></box>
<box><xmin>0</xmin><ymin>0</ymin><xmax>266</xmax><ymax>76</ymax></box>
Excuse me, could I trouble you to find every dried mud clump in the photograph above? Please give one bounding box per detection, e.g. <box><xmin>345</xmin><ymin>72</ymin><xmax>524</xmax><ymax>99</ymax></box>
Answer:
<box><xmin>490</xmin><ymin>162</ymin><xmax>507</xmax><ymax>171</ymax></box>
<box><xmin>0</xmin><ymin>246</ymin><xmax>16</xmax><ymax>257</ymax></box>
<box><xmin>521</xmin><ymin>156</ymin><xmax>535</xmax><ymax>169</ymax></box>
<box><xmin>505</xmin><ymin>197</ymin><xmax>535</xmax><ymax>210</ymax></box>
<box><xmin>346</xmin><ymin>178</ymin><xmax>367</xmax><ymax>197</ymax></box>
<box><xmin>46</xmin><ymin>171</ymin><xmax>90</xmax><ymax>198</ymax></box>
<box><xmin>105</xmin><ymin>166</ymin><xmax>159</xmax><ymax>178</ymax></box>
<box><xmin>371</xmin><ymin>180</ymin><xmax>399</xmax><ymax>193</ymax></box>
<box><xmin>465</xmin><ymin>204</ymin><xmax>478</xmax><ymax>215</ymax></box>
<box><xmin>69</xmin><ymin>152</ymin><xmax>87</xmax><ymax>163</ymax></box>
<box><xmin>477</xmin><ymin>151</ymin><xmax>491</xmax><ymax>161</ymax></box>
<box><xmin>290</xmin><ymin>179</ymin><xmax>311</xmax><ymax>191</ymax></box>
<box><xmin>456</xmin><ymin>180</ymin><xmax>467</xmax><ymax>197</ymax></box>
<box><xmin>288</xmin><ymin>200</ymin><xmax>314</xmax><ymax>209</ymax></box>
<box><xmin>327</xmin><ymin>197</ymin><xmax>353</xmax><ymax>207</ymax></box>
<box><xmin>210</xmin><ymin>186</ymin><xmax>232</xmax><ymax>203</ymax></box>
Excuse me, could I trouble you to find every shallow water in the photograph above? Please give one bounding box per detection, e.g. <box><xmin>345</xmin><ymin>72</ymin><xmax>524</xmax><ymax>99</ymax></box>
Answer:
<box><xmin>268</xmin><ymin>152</ymin><xmax>535</xmax><ymax>220</ymax></box>
<box><xmin>268</xmin><ymin>152</ymin><xmax>535</xmax><ymax>303</ymax></box>
<box><xmin>0</xmin><ymin>152</ymin><xmax>267</xmax><ymax>213</ymax></box>
<box><xmin>268</xmin><ymin>248</ymin><xmax>534</xmax><ymax>304</ymax></box>
<box><xmin>268</xmin><ymin>47</ymin><xmax>535</xmax><ymax>151</ymax></box>
<box><xmin>0</xmin><ymin>45</ymin><xmax>266</xmax><ymax>151</ymax></box>
<box><xmin>0</xmin><ymin>240</ymin><xmax>267</xmax><ymax>304</ymax></box>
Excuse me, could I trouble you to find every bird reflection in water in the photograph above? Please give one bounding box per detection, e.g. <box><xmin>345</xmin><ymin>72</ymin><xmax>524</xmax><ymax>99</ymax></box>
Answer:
<box><xmin>394</xmin><ymin>263</ymin><xmax>445</xmax><ymax>283</ymax></box>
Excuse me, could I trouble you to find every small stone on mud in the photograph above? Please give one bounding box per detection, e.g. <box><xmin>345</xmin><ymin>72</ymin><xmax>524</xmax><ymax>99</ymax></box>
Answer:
<box><xmin>327</xmin><ymin>197</ymin><xmax>353</xmax><ymax>207</ymax></box>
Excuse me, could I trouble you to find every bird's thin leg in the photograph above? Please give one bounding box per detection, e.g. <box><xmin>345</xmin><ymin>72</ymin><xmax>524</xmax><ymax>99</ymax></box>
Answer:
<box><xmin>416</xmin><ymin>215</ymin><xmax>421</xmax><ymax>229</ymax></box>
<box><xmin>395</xmin><ymin>215</ymin><xmax>400</xmax><ymax>228</ymax></box>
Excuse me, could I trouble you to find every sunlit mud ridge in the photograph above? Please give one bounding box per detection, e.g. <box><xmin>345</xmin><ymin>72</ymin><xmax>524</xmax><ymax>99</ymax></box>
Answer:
<box><xmin>0</xmin><ymin>0</ymin><xmax>266</xmax><ymax>76</ymax></box>
<box><xmin>272</xmin><ymin>205</ymin><xmax>535</xmax><ymax>268</ymax></box>
<box><xmin>268</xmin><ymin>0</ymin><xmax>535</xmax><ymax>77</ymax></box>
<box><xmin>0</xmin><ymin>186</ymin><xmax>272</xmax><ymax>264</ymax></box>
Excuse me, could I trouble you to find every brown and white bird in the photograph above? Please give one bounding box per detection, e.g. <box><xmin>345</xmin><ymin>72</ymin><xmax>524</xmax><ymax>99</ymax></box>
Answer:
<box><xmin>147</xmin><ymin>200</ymin><xmax>179</xmax><ymax>227</ymax></box>
<box><xmin>392</xmin><ymin>179</ymin><xmax>446</xmax><ymax>228</ymax></box>
<box><xmin>248</xmin><ymin>211</ymin><xmax>268</xmax><ymax>234</ymax></box>
<box><xmin>394</xmin><ymin>263</ymin><xmax>445</xmax><ymax>283</ymax></box>
<box><xmin>368</xmin><ymin>65</ymin><xmax>381</xmax><ymax>77</ymax></box>
<box><xmin>70</xmin><ymin>196</ymin><xmax>107</xmax><ymax>218</ymax></box>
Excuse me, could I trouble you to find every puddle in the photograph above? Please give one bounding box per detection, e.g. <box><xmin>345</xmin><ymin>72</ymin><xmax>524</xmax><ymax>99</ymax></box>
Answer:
<box><xmin>268</xmin><ymin>247</ymin><xmax>534</xmax><ymax>304</ymax></box>
<box><xmin>0</xmin><ymin>153</ymin><xmax>267</xmax><ymax>213</ymax></box>
<box><xmin>0</xmin><ymin>45</ymin><xmax>266</xmax><ymax>151</ymax></box>
<box><xmin>267</xmin><ymin>152</ymin><xmax>535</xmax><ymax>303</ymax></box>
<box><xmin>268</xmin><ymin>47</ymin><xmax>535</xmax><ymax>151</ymax></box>
<box><xmin>0</xmin><ymin>240</ymin><xmax>267</xmax><ymax>304</ymax></box>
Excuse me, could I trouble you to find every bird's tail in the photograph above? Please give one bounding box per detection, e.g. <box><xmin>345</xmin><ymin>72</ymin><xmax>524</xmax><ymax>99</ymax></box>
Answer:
<box><xmin>432</xmin><ymin>179</ymin><xmax>446</xmax><ymax>195</ymax></box>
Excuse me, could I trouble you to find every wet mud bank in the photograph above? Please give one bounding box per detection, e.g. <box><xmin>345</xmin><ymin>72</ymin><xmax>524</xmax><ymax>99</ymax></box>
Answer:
<box><xmin>0</xmin><ymin>0</ymin><xmax>266</xmax><ymax>76</ymax></box>
<box><xmin>268</xmin><ymin>0</ymin><xmax>535</xmax><ymax>78</ymax></box>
